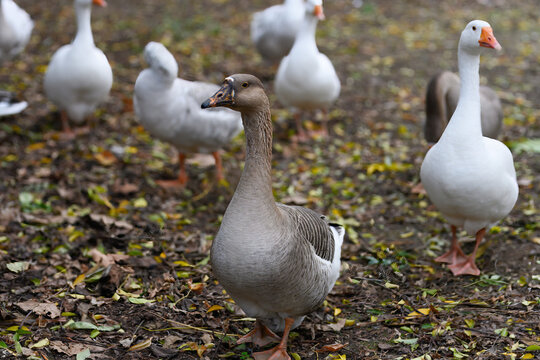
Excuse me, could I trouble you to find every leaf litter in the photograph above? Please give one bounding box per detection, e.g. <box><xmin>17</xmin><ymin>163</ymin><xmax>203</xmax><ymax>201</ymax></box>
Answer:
<box><xmin>0</xmin><ymin>0</ymin><xmax>539</xmax><ymax>359</ymax></box>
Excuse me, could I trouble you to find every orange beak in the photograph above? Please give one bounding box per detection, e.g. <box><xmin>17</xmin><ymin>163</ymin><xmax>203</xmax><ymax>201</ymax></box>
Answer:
<box><xmin>479</xmin><ymin>27</ymin><xmax>501</xmax><ymax>50</ymax></box>
<box><xmin>313</xmin><ymin>5</ymin><xmax>325</xmax><ymax>20</ymax></box>
<box><xmin>92</xmin><ymin>0</ymin><xmax>107</xmax><ymax>7</ymax></box>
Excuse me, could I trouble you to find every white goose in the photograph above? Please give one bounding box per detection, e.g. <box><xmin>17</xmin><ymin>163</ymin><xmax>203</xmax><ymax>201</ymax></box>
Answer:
<box><xmin>420</xmin><ymin>20</ymin><xmax>518</xmax><ymax>276</ymax></box>
<box><xmin>275</xmin><ymin>0</ymin><xmax>340</xmax><ymax>141</ymax></box>
<box><xmin>0</xmin><ymin>0</ymin><xmax>33</xmax><ymax>63</ymax></box>
<box><xmin>425</xmin><ymin>71</ymin><xmax>503</xmax><ymax>143</ymax></box>
<box><xmin>202</xmin><ymin>74</ymin><xmax>344</xmax><ymax>360</ymax></box>
<box><xmin>251</xmin><ymin>0</ymin><xmax>304</xmax><ymax>63</ymax></box>
<box><xmin>44</xmin><ymin>0</ymin><xmax>112</xmax><ymax>134</ymax></box>
<box><xmin>0</xmin><ymin>90</ymin><xmax>27</xmax><ymax>117</ymax></box>
<box><xmin>134</xmin><ymin>42</ymin><xmax>242</xmax><ymax>188</ymax></box>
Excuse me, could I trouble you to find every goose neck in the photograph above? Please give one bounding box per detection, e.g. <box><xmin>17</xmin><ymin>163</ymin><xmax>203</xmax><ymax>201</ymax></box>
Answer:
<box><xmin>234</xmin><ymin>104</ymin><xmax>277</xmax><ymax>210</ymax></box>
<box><xmin>292</xmin><ymin>14</ymin><xmax>319</xmax><ymax>54</ymax></box>
<box><xmin>443</xmin><ymin>46</ymin><xmax>483</xmax><ymax>139</ymax></box>
<box><xmin>457</xmin><ymin>48</ymin><xmax>481</xmax><ymax>104</ymax></box>
<box><xmin>73</xmin><ymin>3</ymin><xmax>94</xmax><ymax>47</ymax></box>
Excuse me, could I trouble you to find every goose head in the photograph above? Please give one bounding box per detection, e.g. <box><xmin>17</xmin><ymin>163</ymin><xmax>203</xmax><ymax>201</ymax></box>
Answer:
<box><xmin>75</xmin><ymin>0</ymin><xmax>107</xmax><ymax>7</ymax></box>
<box><xmin>459</xmin><ymin>20</ymin><xmax>501</xmax><ymax>55</ymax></box>
<box><xmin>306</xmin><ymin>0</ymin><xmax>325</xmax><ymax>20</ymax></box>
<box><xmin>201</xmin><ymin>74</ymin><xmax>267</xmax><ymax>112</ymax></box>
<box><xmin>143</xmin><ymin>41</ymin><xmax>178</xmax><ymax>78</ymax></box>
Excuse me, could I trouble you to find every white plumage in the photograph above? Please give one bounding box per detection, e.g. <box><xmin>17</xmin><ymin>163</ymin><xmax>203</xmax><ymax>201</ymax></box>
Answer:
<box><xmin>44</xmin><ymin>0</ymin><xmax>112</xmax><ymax>129</ymax></box>
<box><xmin>275</xmin><ymin>0</ymin><xmax>340</xmax><ymax>139</ymax></box>
<box><xmin>420</xmin><ymin>20</ymin><xmax>518</xmax><ymax>276</ymax></box>
<box><xmin>0</xmin><ymin>0</ymin><xmax>33</xmax><ymax>63</ymax></box>
<box><xmin>250</xmin><ymin>0</ymin><xmax>304</xmax><ymax>63</ymax></box>
<box><xmin>134</xmin><ymin>42</ymin><xmax>242</xmax><ymax>187</ymax></box>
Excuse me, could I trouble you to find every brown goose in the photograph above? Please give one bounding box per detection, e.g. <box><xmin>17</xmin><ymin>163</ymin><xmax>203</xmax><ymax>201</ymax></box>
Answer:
<box><xmin>201</xmin><ymin>74</ymin><xmax>344</xmax><ymax>360</ymax></box>
<box><xmin>425</xmin><ymin>71</ymin><xmax>503</xmax><ymax>144</ymax></box>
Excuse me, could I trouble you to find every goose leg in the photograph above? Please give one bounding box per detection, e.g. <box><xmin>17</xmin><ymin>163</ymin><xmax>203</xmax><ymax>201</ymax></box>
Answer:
<box><xmin>448</xmin><ymin>228</ymin><xmax>485</xmax><ymax>276</ymax></box>
<box><xmin>293</xmin><ymin>112</ymin><xmax>308</xmax><ymax>143</ymax></box>
<box><xmin>156</xmin><ymin>153</ymin><xmax>188</xmax><ymax>188</ymax></box>
<box><xmin>237</xmin><ymin>320</ymin><xmax>281</xmax><ymax>347</ymax></box>
<box><xmin>212</xmin><ymin>151</ymin><xmax>224</xmax><ymax>183</ymax></box>
<box><xmin>253</xmin><ymin>318</ymin><xmax>294</xmax><ymax>360</ymax></box>
<box><xmin>435</xmin><ymin>225</ymin><xmax>467</xmax><ymax>264</ymax></box>
<box><xmin>59</xmin><ymin>110</ymin><xmax>77</xmax><ymax>138</ymax></box>
<box><xmin>319</xmin><ymin>108</ymin><xmax>329</xmax><ymax>137</ymax></box>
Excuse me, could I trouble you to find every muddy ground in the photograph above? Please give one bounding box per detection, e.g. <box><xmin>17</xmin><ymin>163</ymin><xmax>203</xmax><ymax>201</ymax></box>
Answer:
<box><xmin>0</xmin><ymin>0</ymin><xmax>539</xmax><ymax>359</ymax></box>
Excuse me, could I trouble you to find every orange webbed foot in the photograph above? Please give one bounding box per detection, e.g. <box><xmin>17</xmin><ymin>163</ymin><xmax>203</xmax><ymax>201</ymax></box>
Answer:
<box><xmin>253</xmin><ymin>345</ymin><xmax>290</xmax><ymax>360</ymax></box>
<box><xmin>237</xmin><ymin>320</ymin><xmax>281</xmax><ymax>347</ymax></box>
<box><xmin>448</xmin><ymin>257</ymin><xmax>481</xmax><ymax>276</ymax></box>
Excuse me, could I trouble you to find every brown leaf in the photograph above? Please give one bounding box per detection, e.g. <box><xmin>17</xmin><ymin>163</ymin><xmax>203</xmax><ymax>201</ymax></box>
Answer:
<box><xmin>16</xmin><ymin>300</ymin><xmax>61</xmax><ymax>319</ymax></box>
<box><xmin>316</xmin><ymin>343</ymin><xmax>347</xmax><ymax>353</ymax></box>
<box><xmin>89</xmin><ymin>248</ymin><xmax>130</xmax><ymax>267</ymax></box>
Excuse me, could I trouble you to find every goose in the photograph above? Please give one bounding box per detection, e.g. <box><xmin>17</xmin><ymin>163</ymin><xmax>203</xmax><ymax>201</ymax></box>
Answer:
<box><xmin>420</xmin><ymin>20</ymin><xmax>518</xmax><ymax>276</ymax></box>
<box><xmin>250</xmin><ymin>0</ymin><xmax>304</xmax><ymax>63</ymax></box>
<box><xmin>275</xmin><ymin>0</ymin><xmax>340</xmax><ymax>141</ymax></box>
<box><xmin>425</xmin><ymin>71</ymin><xmax>503</xmax><ymax>143</ymax></box>
<box><xmin>43</xmin><ymin>0</ymin><xmax>112</xmax><ymax>134</ymax></box>
<box><xmin>0</xmin><ymin>0</ymin><xmax>33</xmax><ymax>63</ymax></box>
<box><xmin>0</xmin><ymin>90</ymin><xmax>27</xmax><ymax>116</ymax></box>
<box><xmin>134</xmin><ymin>42</ymin><xmax>242</xmax><ymax>188</ymax></box>
<box><xmin>202</xmin><ymin>74</ymin><xmax>344</xmax><ymax>359</ymax></box>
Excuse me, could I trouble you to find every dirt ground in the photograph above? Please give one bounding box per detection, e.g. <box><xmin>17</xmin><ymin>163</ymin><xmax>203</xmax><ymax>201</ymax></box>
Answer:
<box><xmin>0</xmin><ymin>0</ymin><xmax>539</xmax><ymax>359</ymax></box>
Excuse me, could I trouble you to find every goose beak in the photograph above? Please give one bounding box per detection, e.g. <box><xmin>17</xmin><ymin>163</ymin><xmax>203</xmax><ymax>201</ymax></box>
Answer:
<box><xmin>201</xmin><ymin>79</ymin><xmax>235</xmax><ymax>109</ymax></box>
<box><xmin>479</xmin><ymin>27</ymin><xmax>501</xmax><ymax>51</ymax></box>
<box><xmin>92</xmin><ymin>0</ymin><xmax>107</xmax><ymax>7</ymax></box>
<box><xmin>313</xmin><ymin>5</ymin><xmax>325</xmax><ymax>20</ymax></box>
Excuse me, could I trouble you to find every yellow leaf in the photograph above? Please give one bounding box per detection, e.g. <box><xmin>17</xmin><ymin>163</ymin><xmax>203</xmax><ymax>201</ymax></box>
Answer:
<box><xmin>334</xmin><ymin>308</ymin><xmax>342</xmax><ymax>316</ymax></box>
<box><xmin>29</xmin><ymin>338</ymin><xmax>49</xmax><ymax>349</ymax></box>
<box><xmin>129</xmin><ymin>337</ymin><xmax>153</xmax><ymax>351</ymax></box>
<box><xmin>406</xmin><ymin>308</ymin><xmax>430</xmax><ymax>319</ymax></box>
<box><xmin>94</xmin><ymin>150</ymin><xmax>117</xmax><ymax>166</ymax></box>
<box><xmin>174</xmin><ymin>260</ymin><xmax>192</xmax><ymax>267</ymax></box>
<box><xmin>26</xmin><ymin>142</ymin><xmax>46</xmax><ymax>152</ymax></box>
<box><xmin>206</xmin><ymin>305</ymin><xmax>224</xmax><ymax>313</ymax></box>
<box><xmin>522</xmin><ymin>354</ymin><xmax>534</xmax><ymax>359</ymax></box>
<box><xmin>73</xmin><ymin>273</ymin><xmax>86</xmax><ymax>287</ymax></box>
<box><xmin>133</xmin><ymin>198</ymin><xmax>148</xmax><ymax>208</ymax></box>
<box><xmin>384</xmin><ymin>282</ymin><xmax>399</xmax><ymax>289</ymax></box>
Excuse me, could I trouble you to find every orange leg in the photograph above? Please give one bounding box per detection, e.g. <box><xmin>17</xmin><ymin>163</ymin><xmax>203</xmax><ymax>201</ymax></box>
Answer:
<box><xmin>237</xmin><ymin>320</ymin><xmax>281</xmax><ymax>347</ymax></box>
<box><xmin>212</xmin><ymin>151</ymin><xmax>224</xmax><ymax>182</ymax></box>
<box><xmin>58</xmin><ymin>110</ymin><xmax>78</xmax><ymax>140</ymax></box>
<box><xmin>435</xmin><ymin>225</ymin><xmax>467</xmax><ymax>264</ymax></box>
<box><xmin>156</xmin><ymin>153</ymin><xmax>188</xmax><ymax>189</ymax></box>
<box><xmin>253</xmin><ymin>318</ymin><xmax>294</xmax><ymax>360</ymax></box>
<box><xmin>448</xmin><ymin>228</ymin><xmax>485</xmax><ymax>276</ymax></box>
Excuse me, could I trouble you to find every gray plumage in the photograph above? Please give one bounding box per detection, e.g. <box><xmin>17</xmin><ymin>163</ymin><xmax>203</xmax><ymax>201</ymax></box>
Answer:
<box><xmin>205</xmin><ymin>74</ymin><xmax>344</xmax><ymax>334</ymax></box>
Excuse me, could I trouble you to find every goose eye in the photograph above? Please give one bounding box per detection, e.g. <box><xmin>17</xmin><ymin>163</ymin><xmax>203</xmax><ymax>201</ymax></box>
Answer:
<box><xmin>241</xmin><ymin>82</ymin><xmax>249</xmax><ymax>88</ymax></box>
<box><xmin>472</xmin><ymin>26</ymin><xmax>477</xmax><ymax>31</ymax></box>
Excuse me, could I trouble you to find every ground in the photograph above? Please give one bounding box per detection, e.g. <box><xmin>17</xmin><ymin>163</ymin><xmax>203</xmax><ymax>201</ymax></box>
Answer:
<box><xmin>0</xmin><ymin>0</ymin><xmax>539</xmax><ymax>359</ymax></box>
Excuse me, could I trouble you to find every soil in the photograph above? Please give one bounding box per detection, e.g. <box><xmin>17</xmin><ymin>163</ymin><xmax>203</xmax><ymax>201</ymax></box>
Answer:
<box><xmin>0</xmin><ymin>0</ymin><xmax>539</xmax><ymax>359</ymax></box>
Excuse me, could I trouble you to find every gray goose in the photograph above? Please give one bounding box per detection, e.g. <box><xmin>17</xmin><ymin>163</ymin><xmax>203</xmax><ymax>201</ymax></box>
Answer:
<box><xmin>201</xmin><ymin>74</ymin><xmax>344</xmax><ymax>360</ymax></box>
<box><xmin>425</xmin><ymin>70</ymin><xmax>502</xmax><ymax>144</ymax></box>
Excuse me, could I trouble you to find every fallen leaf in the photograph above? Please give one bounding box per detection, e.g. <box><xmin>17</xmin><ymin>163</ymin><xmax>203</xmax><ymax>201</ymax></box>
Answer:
<box><xmin>17</xmin><ymin>300</ymin><xmax>61</xmax><ymax>319</ymax></box>
<box><xmin>316</xmin><ymin>343</ymin><xmax>347</xmax><ymax>353</ymax></box>
<box><xmin>129</xmin><ymin>337</ymin><xmax>153</xmax><ymax>351</ymax></box>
